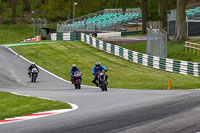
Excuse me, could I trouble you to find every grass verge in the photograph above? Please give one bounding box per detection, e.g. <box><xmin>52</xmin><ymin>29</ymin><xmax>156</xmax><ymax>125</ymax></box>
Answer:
<box><xmin>0</xmin><ymin>24</ymin><xmax>34</xmax><ymax>44</ymax></box>
<box><xmin>0</xmin><ymin>91</ymin><xmax>72</xmax><ymax>120</ymax></box>
<box><xmin>11</xmin><ymin>41</ymin><xmax>200</xmax><ymax>89</ymax></box>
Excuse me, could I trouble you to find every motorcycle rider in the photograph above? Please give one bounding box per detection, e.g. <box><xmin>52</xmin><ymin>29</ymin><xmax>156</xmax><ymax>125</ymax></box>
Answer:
<box><xmin>28</xmin><ymin>62</ymin><xmax>39</xmax><ymax>77</ymax></box>
<box><xmin>92</xmin><ymin>62</ymin><xmax>107</xmax><ymax>86</ymax></box>
<box><xmin>70</xmin><ymin>64</ymin><xmax>82</xmax><ymax>84</ymax></box>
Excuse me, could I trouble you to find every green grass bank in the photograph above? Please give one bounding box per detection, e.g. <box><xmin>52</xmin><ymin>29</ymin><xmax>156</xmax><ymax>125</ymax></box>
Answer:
<box><xmin>0</xmin><ymin>24</ymin><xmax>33</xmax><ymax>44</ymax></box>
<box><xmin>0</xmin><ymin>91</ymin><xmax>72</xmax><ymax>120</ymax></box>
<box><xmin>11</xmin><ymin>41</ymin><xmax>200</xmax><ymax>89</ymax></box>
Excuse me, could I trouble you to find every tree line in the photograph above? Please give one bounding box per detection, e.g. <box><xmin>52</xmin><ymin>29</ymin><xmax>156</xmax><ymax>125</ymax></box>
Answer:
<box><xmin>0</xmin><ymin>0</ymin><xmax>199</xmax><ymax>41</ymax></box>
<box><xmin>0</xmin><ymin>0</ymin><xmax>183</xmax><ymax>23</ymax></box>
<box><xmin>141</xmin><ymin>0</ymin><xmax>191</xmax><ymax>42</ymax></box>
<box><xmin>0</xmin><ymin>0</ymin><xmax>140</xmax><ymax>23</ymax></box>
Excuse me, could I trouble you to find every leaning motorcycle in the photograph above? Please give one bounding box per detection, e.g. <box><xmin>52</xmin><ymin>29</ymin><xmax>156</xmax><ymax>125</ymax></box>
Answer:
<box><xmin>72</xmin><ymin>71</ymin><xmax>82</xmax><ymax>89</ymax></box>
<box><xmin>30</xmin><ymin>68</ymin><xmax>39</xmax><ymax>82</ymax></box>
<box><xmin>97</xmin><ymin>72</ymin><xmax>108</xmax><ymax>91</ymax></box>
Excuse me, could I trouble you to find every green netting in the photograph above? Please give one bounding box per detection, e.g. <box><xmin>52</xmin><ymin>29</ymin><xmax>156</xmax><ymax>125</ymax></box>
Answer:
<box><xmin>138</xmin><ymin>53</ymin><xmax>143</xmax><ymax>64</ymax></box>
<box><xmin>103</xmin><ymin>42</ymin><xmax>107</xmax><ymax>51</ymax></box>
<box><xmin>57</xmin><ymin>32</ymin><xmax>63</xmax><ymax>40</ymax></box>
<box><xmin>119</xmin><ymin>47</ymin><xmax>124</xmax><ymax>57</ymax></box>
<box><xmin>159</xmin><ymin>58</ymin><xmax>166</xmax><ymax>70</ymax></box>
<box><xmin>84</xmin><ymin>34</ymin><xmax>86</xmax><ymax>42</ymax></box>
<box><xmin>148</xmin><ymin>56</ymin><xmax>153</xmax><ymax>67</ymax></box>
<box><xmin>173</xmin><ymin>60</ymin><xmax>180</xmax><ymax>73</ymax></box>
<box><xmin>128</xmin><ymin>50</ymin><xmax>133</xmax><ymax>61</ymax></box>
<box><xmin>111</xmin><ymin>45</ymin><xmax>115</xmax><ymax>54</ymax></box>
<box><xmin>90</xmin><ymin>37</ymin><xmax>93</xmax><ymax>45</ymax></box>
<box><xmin>96</xmin><ymin>39</ymin><xmax>99</xmax><ymax>48</ymax></box>
<box><xmin>187</xmin><ymin>62</ymin><xmax>194</xmax><ymax>75</ymax></box>
<box><xmin>45</xmin><ymin>34</ymin><xmax>51</xmax><ymax>40</ymax></box>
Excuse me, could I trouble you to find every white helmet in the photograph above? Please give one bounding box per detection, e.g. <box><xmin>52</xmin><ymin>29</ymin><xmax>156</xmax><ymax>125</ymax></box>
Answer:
<box><xmin>72</xmin><ymin>64</ymin><xmax>76</xmax><ymax>68</ymax></box>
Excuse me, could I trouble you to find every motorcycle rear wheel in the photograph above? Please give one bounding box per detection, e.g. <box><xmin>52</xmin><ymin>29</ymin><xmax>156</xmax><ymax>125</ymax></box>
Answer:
<box><xmin>78</xmin><ymin>83</ymin><xmax>81</xmax><ymax>89</ymax></box>
<box><xmin>74</xmin><ymin>84</ymin><xmax>78</xmax><ymax>89</ymax></box>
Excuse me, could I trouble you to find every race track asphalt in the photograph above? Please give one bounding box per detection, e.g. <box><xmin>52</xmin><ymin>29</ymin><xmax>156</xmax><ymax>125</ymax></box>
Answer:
<box><xmin>1</xmin><ymin>46</ymin><xmax>200</xmax><ymax>133</ymax></box>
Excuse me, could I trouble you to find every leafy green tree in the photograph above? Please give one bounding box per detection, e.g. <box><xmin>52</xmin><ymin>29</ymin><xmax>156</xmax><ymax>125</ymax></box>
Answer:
<box><xmin>11</xmin><ymin>0</ymin><xmax>17</xmax><ymax>24</ymax></box>
<box><xmin>23</xmin><ymin>0</ymin><xmax>31</xmax><ymax>12</ymax></box>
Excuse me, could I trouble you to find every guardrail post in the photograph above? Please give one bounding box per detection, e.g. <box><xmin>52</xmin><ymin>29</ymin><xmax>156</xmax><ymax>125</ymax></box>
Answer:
<box><xmin>185</xmin><ymin>41</ymin><xmax>187</xmax><ymax>52</ymax></box>
<box><xmin>193</xmin><ymin>43</ymin><xmax>195</xmax><ymax>54</ymax></box>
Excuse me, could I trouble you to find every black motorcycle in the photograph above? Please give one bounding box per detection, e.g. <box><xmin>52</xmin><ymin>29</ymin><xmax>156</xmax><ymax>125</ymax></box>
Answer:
<box><xmin>97</xmin><ymin>72</ymin><xmax>108</xmax><ymax>91</ymax></box>
<box><xmin>30</xmin><ymin>68</ymin><xmax>39</xmax><ymax>82</ymax></box>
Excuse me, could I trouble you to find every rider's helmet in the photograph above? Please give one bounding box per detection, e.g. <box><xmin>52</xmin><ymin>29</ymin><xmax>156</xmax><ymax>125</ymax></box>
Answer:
<box><xmin>72</xmin><ymin>64</ymin><xmax>77</xmax><ymax>69</ymax></box>
<box><xmin>32</xmin><ymin>62</ymin><xmax>36</xmax><ymax>67</ymax></box>
<box><xmin>95</xmin><ymin>62</ymin><xmax>100</xmax><ymax>68</ymax></box>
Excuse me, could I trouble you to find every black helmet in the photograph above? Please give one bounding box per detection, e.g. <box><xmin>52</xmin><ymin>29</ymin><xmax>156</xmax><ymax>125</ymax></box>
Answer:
<box><xmin>95</xmin><ymin>62</ymin><xmax>100</xmax><ymax>68</ymax></box>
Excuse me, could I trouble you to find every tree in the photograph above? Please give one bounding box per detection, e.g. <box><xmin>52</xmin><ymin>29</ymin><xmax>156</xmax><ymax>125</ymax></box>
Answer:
<box><xmin>141</xmin><ymin>0</ymin><xmax>148</xmax><ymax>33</ymax></box>
<box><xmin>8</xmin><ymin>0</ymin><xmax>11</xmax><ymax>7</ymax></box>
<box><xmin>121</xmin><ymin>0</ymin><xmax>128</xmax><ymax>11</ymax></box>
<box><xmin>111</xmin><ymin>0</ymin><xmax>116</xmax><ymax>8</ymax></box>
<box><xmin>11</xmin><ymin>0</ymin><xmax>17</xmax><ymax>24</ymax></box>
<box><xmin>174</xmin><ymin>0</ymin><xmax>187</xmax><ymax>42</ymax></box>
<box><xmin>42</xmin><ymin>0</ymin><xmax>46</xmax><ymax>4</ymax></box>
<box><xmin>158</xmin><ymin>0</ymin><xmax>168</xmax><ymax>31</ymax></box>
<box><xmin>23</xmin><ymin>0</ymin><xmax>31</xmax><ymax>12</ymax></box>
<box><xmin>117</xmin><ymin>0</ymin><xmax>121</xmax><ymax>8</ymax></box>
<box><xmin>0</xmin><ymin>0</ymin><xmax>3</xmax><ymax>13</ymax></box>
<box><xmin>168</xmin><ymin>0</ymin><xmax>176</xmax><ymax>10</ymax></box>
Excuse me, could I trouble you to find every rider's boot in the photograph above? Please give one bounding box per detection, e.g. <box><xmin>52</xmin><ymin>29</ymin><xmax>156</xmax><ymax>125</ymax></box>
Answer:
<box><xmin>28</xmin><ymin>72</ymin><xmax>31</xmax><ymax>77</ymax></box>
<box><xmin>71</xmin><ymin>78</ymin><xmax>74</xmax><ymax>84</ymax></box>
<box><xmin>92</xmin><ymin>80</ymin><xmax>98</xmax><ymax>87</ymax></box>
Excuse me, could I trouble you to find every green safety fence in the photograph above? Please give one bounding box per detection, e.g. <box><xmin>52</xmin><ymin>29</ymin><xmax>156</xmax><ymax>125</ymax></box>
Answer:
<box><xmin>57</xmin><ymin>32</ymin><xmax>63</xmax><ymax>40</ymax></box>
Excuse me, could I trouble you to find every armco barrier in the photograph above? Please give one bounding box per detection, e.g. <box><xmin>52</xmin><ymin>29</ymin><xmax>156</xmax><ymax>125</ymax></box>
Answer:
<box><xmin>81</xmin><ymin>33</ymin><xmax>200</xmax><ymax>77</ymax></box>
